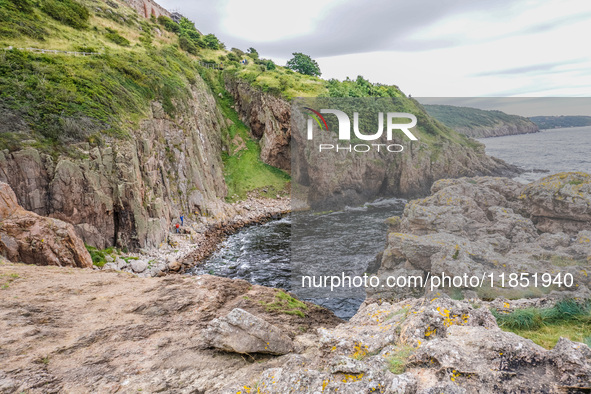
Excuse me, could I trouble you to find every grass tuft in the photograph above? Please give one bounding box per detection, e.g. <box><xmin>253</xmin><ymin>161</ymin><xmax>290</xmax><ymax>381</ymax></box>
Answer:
<box><xmin>493</xmin><ymin>299</ymin><xmax>591</xmax><ymax>348</ymax></box>
<box><xmin>259</xmin><ymin>290</ymin><xmax>307</xmax><ymax>318</ymax></box>
<box><xmin>387</xmin><ymin>345</ymin><xmax>415</xmax><ymax>374</ymax></box>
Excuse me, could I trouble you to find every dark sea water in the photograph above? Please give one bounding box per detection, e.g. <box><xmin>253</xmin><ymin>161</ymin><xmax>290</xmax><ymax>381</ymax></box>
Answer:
<box><xmin>191</xmin><ymin>198</ymin><xmax>406</xmax><ymax>319</ymax></box>
<box><xmin>191</xmin><ymin>126</ymin><xmax>590</xmax><ymax>319</ymax></box>
<box><xmin>478</xmin><ymin>126</ymin><xmax>591</xmax><ymax>183</ymax></box>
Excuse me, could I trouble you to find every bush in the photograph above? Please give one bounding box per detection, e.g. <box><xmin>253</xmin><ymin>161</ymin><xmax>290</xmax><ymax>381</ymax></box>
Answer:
<box><xmin>7</xmin><ymin>0</ymin><xmax>34</xmax><ymax>13</ymax></box>
<box><xmin>231</xmin><ymin>47</ymin><xmax>244</xmax><ymax>57</ymax></box>
<box><xmin>0</xmin><ymin>0</ymin><xmax>47</xmax><ymax>39</ymax></box>
<box><xmin>203</xmin><ymin>33</ymin><xmax>221</xmax><ymax>50</ymax></box>
<box><xmin>41</xmin><ymin>0</ymin><xmax>89</xmax><ymax>29</ymax></box>
<box><xmin>105</xmin><ymin>29</ymin><xmax>130</xmax><ymax>46</ymax></box>
<box><xmin>157</xmin><ymin>15</ymin><xmax>179</xmax><ymax>33</ymax></box>
<box><xmin>178</xmin><ymin>17</ymin><xmax>200</xmax><ymax>41</ymax></box>
<box><xmin>179</xmin><ymin>35</ymin><xmax>197</xmax><ymax>55</ymax></box>
<box><xmin>226</xmin><ymin>52</ymin><xmax>240</xmax><ymax>62</ymax></box>
<box><xmin>247</xmin><ymin>47</ymin><xmax>258</xmax><ymax>60</ymax></box>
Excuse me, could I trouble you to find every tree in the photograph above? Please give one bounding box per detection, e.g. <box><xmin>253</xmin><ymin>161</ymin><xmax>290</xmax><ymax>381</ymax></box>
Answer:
<box><xmin>246</xmin><ymin>47</ymin><xmax>259</xmax><ymax>60</ymax></box>
<box><xmin>203</xmin><ymin>34</ymin><xmax>220</xmax><ymax>50</ymax></box>
<box><xmin>286</xmin><ymin>53</ymin><xmax>321</xmax><ymax>77</ymax></box>
<box><xmin>179</xmin><ymin>17</ymin><xmax>200</xmax><ymax>41</ymax></box>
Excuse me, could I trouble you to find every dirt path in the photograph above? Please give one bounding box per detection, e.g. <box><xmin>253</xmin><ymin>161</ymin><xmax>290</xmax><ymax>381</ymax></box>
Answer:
<box><xmin>0</xmin><ymin>261</ymin><xmax>340</xmax><ymax>393</ymax></box>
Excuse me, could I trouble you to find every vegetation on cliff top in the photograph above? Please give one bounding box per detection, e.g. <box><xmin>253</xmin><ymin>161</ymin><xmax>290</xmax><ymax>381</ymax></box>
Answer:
<box><xmin>530</xmin><ymin>115</ymin><xmax>591</xmax><ymax>129</ymax></box>
<box><xmin>424</xmin><ymin>104</ymin><xmax>539</xmax><ymax>137</ymax></box>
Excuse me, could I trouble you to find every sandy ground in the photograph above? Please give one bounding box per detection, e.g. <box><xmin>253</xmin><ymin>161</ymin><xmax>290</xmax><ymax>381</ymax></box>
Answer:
<box><xmin>0</xmin><ymin>261</ymin><xmax>340</xmax><ymax>393</ymax></box>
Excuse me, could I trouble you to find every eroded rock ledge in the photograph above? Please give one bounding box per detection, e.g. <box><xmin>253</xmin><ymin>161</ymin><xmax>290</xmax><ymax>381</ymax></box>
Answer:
<box><xmin>370</xmin><ymin>172</ymin><xmax>591</xmax><ymax>301</ymax></box>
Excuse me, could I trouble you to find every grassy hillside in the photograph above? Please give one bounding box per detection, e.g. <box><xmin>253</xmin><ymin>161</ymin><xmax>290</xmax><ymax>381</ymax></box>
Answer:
<box><xmin>530</xmin><ymin>115</ymin><xmax>591</xmax><ymax>129</ymax></box>
<box><xmin>0</xmin><ymin>0</ymin><xmax>200</xmax><ymax>151</ymax></box>
<box><xmin>0</xmin><ymin>0</ymin><xmax>290</xmax><ymax>199</ymax></box>
<box><xmin>424</xmin><ymin>104</ymin><xmax>538</xmax><ymax>137</ymax></box>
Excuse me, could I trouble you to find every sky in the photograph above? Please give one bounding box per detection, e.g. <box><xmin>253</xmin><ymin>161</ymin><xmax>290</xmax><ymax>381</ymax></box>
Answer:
<box><xmin>157</xmin><ymin>0</ymin><xmax>591</xmax><ymax>113</ymax></box>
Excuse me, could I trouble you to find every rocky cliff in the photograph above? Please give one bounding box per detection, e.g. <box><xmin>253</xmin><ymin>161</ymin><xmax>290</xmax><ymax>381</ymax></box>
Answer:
<box><xmin>224</xmin><ymin>75</ymin><xmax>291</xmax><ymax>171</ymax></box>
<box><xmin>424</xmin><ymin>104</ymin><xmax>540</xmax><ymax>138</ymax></box>
<box><xmin>225</xmin><ymin>80</ymin><xmax>518</xmax><ymax>209</ymax></box>
<box><xmin>1</xmin><ymin>75</ymin><xmax>232</xmax><ymax>251</ymax></box>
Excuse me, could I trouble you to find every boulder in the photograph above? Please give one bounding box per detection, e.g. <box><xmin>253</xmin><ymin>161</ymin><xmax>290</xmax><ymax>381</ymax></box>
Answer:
<box><xmin>521</xmin><ymin>172</ymin><xmax>591</xmax><ymax>233</ymax></box>
<box><xmin>203</xmin><ymin>308</ymin><xmax>293</xmax><ymax>355</ymax></box>
<box><xmin>130</xmin><ymin>259</ymin><xmax>148</xmax><ymax>273</ymax></box>
<box><xmin>0</xmin><ymin>182</ymin><xmax>92</xmax><ymax>268</ymax></box>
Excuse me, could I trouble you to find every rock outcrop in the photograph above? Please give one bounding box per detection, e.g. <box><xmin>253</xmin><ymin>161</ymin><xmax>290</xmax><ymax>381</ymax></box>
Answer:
<box><xmin>203</xmin><ymin>308</ymin><xmax>294</xmax><ymax>355</ymax></box>
<box><xmin>1</xmin><ymin>74</ymin><xmax>231</xmax><ymax>251</ymax></box>
<box><xmin>239</xmin><ymin>297</ymin><xmax>591</xmax><ymax>393</ymax></box>
<box><xmin>370</xmin><ymin>172</ymin><xmax>591</xmax><ymax>301</ymax></box>
<box><xmin>0</xmin><ymin>182</ymin><xmax>92</xmax><ymax>268</ymax></box>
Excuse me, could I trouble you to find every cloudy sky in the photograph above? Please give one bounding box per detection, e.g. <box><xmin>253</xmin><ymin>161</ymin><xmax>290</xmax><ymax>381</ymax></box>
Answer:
<box><xmin>157</xmin><ymin>0</ymin><xmax>591</xmax><ymax>100</ymax></box>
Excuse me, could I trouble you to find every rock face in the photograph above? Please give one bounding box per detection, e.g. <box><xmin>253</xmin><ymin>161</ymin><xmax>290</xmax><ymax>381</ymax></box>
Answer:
<box><xmin>224</xmin><ymin>75</ymin><xmax>291</xmax><ymax>171</ymax></box>
<box><xmin>0</xmin><ymin>182</ymin><xmax>92</xmax><ymax>268</ymax></box>
<box><xmin>225</xmin><ymin>78</ymin><xmax>518</xmax><ymax>209</ymax></box>
<box><xmin>0</xmin><ymin>74</ymin><xmax>231</xmax><ymax>251</ymax></box>
<box><xmin>370</xmin><ymin>172</ymin><xmax>591</xmax><ymax>301</ymax></box>
<box><xmin>203</xmin><ymin>308</ymin><xmax>294</xmax><ymax>355</ymax></box>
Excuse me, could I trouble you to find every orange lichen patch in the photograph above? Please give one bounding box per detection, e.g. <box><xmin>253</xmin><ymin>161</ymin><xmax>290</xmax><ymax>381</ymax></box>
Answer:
<box><xmin>435</xmin><ymin>306</ymin><xmax>469</xmax><ymax>327</ymax></box>
<box><xmin>341</xmin><ymin>373</ymin><xmax>364</xmax><ymax>383</ymax></box>
<box><xmin>424</xmin><ymin>326</ymin><xmax>437</xmax><ymax>337</ymax></box>
<box><xmin>350</xmin><ymin>342</ymin><xmax>369</xmax><ymax>360</ymax></box>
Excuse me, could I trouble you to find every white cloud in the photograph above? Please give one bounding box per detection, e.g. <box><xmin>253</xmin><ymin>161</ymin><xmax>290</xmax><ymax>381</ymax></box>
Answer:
<box><xmin>220</xmin><ymin>0</ymin><xmax>342</xmax><ymax>42</ymax></box>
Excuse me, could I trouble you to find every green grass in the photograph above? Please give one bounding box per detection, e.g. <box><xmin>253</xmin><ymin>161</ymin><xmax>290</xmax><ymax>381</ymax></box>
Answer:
<box><xmin>259</xmin><ymin>290</ymin><xmax>308</xmax><ymax>318</ymax></box>
<box><xmin>0</xmin><ymin>0</ymin><xmax>199</xmax><ymax>153</ymax></box>
<box><xmin>199</xmin><ymin>69</ymin><xmax>290</xmax><ymax>201</ymax></box>
<box><xmin>85</xmin><ymin>245</ymin><xmax>119</xmax><ymax>267</ymax></box>
<box><xmin>387</xmin><ymin>345</ymin><xmax>415</xmax><ymax>374</ymax></box>
<box><xmin>493</xmin><ymin>299</ymin><xmax>591</xmax><ymax>349</ymax></box>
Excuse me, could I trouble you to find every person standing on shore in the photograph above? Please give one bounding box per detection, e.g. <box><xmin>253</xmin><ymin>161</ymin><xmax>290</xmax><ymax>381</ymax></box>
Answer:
<box><xmin>180</xmin><ymin>215</ymin><xmax>184</xmax><ymax>226</ymax></box>
<box><xmin>175</xmin><ymin>223</ymin><xmax>180</xmax><ymax>233</ymax></box>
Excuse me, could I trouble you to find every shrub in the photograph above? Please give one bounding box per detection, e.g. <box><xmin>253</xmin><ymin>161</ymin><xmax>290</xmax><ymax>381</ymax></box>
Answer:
<box><xmin>203</xmin><ymin>33</ymin><xmax>221</xmax><ymax>50</ymax></box>
<box><xmin>41</xmin><ymin>0</ymin><xmax>89</xmax><ymax>29</ymax></box>
<box><xmin>178</xmin><ymin>17</ymin><xmax>200</xmax><ymax>41</ymax></box>
<box><xmin>247</xmin><ymin>47</ymin><xmax>258</xmax><ymax>60</ymax></box>
<box><xmin>157</xmin><ymin>15</ymin><xmax>179</xmax><ymax>33</ymax></box>
<box><xmin>231</xmin><ymin>47</ymin><xmax>244</xmax><ymax>57</ymax></box>
<box><xmin>226</xmin><ymin>52</ymin><xmax>240</xmax><ymax>62</ymax></box>
<box><xmin>7</xmin><ymin>0</ymin><xmax>34</xmax><ymax>13</ymax></box>
<box><xmin>179</xmin><ymin>35</ymin><xmax>197</xmax><ymax>55</ymax></box>
<box><xmin>105</xmin><ymin>29</ymin><xmax>130</xmax><ymax>46</ymax></box>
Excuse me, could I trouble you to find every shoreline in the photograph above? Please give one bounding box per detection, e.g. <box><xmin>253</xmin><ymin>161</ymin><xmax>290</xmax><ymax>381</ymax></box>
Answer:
<box><xmin>120</xmin><ymin>194</ymin><xmax>291</xmax><ymax>276</ymax></box>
